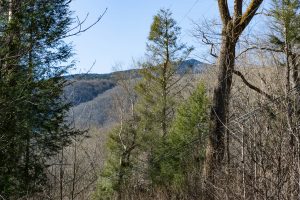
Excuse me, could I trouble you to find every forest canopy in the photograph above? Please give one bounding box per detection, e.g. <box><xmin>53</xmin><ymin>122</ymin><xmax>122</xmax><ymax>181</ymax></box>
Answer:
<box><xmin>0</xmin><ymin>0</ymin><xmax>299</xmax><ymax>200</ymax></box>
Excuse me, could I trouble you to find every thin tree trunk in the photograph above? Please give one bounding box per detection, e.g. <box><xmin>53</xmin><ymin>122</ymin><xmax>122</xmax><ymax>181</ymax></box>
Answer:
<box><xmin>8</xmin><ymin>0</ymin><xmax>12</xmax><ymax>22</ymax></box>
<box><xmin>290</xmin><ymin>53</ymin><xmax>300</xmax><ymax>94</ymax></box>
<box><xmin>284</xmin><ymin>26</ymin><xmax>294</xmax><ymax>144</ymax></box>
<box><xmin>242</xmin><ymin>126</ymin><xmax>246</xmax><ymax>200</ymax></box>
<box><xmin>60</xmin><ymin>148</ymin><xmax>64</xmax><ymax>200</ymax></box>
<box><xmin>71</xmin><ymin>139</ymin><xmax>77</xmax><ymax>200</ymax></box>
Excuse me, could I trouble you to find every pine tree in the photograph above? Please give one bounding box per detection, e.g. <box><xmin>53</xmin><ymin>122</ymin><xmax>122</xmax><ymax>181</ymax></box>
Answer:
<box><xmin>269</xmin><ymin>0</ymin><xmax>300</xmax><ymax>98</ymax></box>
<box><xmin>133</xmin><ymin>9</ymin><xmax>194</xmax><ymax>195</ymax></box>
<box><xmin>0</xmin><ymin>0</ymin><xmax>82</xmax><ymax>198</ymax></box>
<box><xmin>151</xmin><ymin>83</ymin><xmax>209</xmax><ymax>197</ymax></box>
<box><xmin>95</xmin><ymin>9</ymin><xmax>193</xmax><ymax>198</ymax></box>
<box><xmin>136</xmin><ymin>8</ymin><xmax>193</xmax><ymax>141</ymax></box>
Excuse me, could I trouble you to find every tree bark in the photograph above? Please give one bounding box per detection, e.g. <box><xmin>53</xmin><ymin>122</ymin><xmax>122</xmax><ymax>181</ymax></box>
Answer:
<box><xmin>290</xmin><ymin>53</ymin><xmax>300</xmax><ymax>118</ymax></box>
<box><xmin>203</xmin><ymin>1</ymin><xmax>264</xmax><ymax>199</ymax></box>
<box><xmin>203</xmin><ymin>26</ymin><xmax>236</xmax><ymax>199</ymax></box>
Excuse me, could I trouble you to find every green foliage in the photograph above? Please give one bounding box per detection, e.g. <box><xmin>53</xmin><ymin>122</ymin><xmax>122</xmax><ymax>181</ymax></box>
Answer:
<box><xmin>95</xmin><ymin>8</ymin><xmax>198</xmax><ymax>199</ymax></box>
<box><xmin>136</xmin><ymin>8</ymin><xmax>193</xmax><ymax>140</ymax></box>
<box><xmin>151</xmin><ymin>83</ymin><xmax>209</xmax><ymax>190</ymax></box>
<box><xmin>94</xmin><ymin>119</ymin><xmax>140</xmax><ymax>199</ymax></box>
<box><xmin>93</xmin><ymin>176</ymin><xmax>115</xmax><ymax>200</ymax></box>
<box><xmin>269</xmin><ymin>0</ymin><xmax>300</xmax><ymax>45</ymax></box>
<box><xmin>133</xmin><ymin>10</ymin><xmax>195</xmax><ymax>194</ymax></box>
<box><xmin>0</xmin><ymin>0</ymin><xmax>82</xmax><ymax>198</ymax></box>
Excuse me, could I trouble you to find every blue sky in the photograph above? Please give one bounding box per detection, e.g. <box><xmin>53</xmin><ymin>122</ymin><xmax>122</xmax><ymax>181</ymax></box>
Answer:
<box><xmin>67</xmin><ymin>0</ymin><xmax>269</xmax><ymax>74</ymax></box>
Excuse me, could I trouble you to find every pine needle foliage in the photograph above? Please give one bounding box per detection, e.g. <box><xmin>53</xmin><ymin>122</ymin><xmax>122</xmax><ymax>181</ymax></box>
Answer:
<box><xmin>0</xmin><ymin>0</ymin><xmax>82</xmax><ymax>198</ymax></box>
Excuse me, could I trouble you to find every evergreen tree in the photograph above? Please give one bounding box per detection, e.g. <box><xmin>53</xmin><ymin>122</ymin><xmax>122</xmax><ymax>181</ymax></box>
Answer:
<box><xmin>269</xmin><ymin>0</ymin><xmax>299</xmax><ymax>46</ymax></box>
<box><xmin>151</xmin><ymin>83</ymin><xmax>209</xmax><ymax>197</ymax></box>
<box><xmin>0</xmin><ymin>0</ymin><xmax>82</xmax><ymax>198</ymax></box>
<box><xmin>136</xmin><ymin>8</ymin><xmax>193</xmax><ymax>141</ymax></box>
<box><xmin>95</xmin><ymin>9</ymin><xmax>193</xmax><ymax>198</ymax></box>
<box><xmin>268</xmin><ymin>0</ymin><xmax>300</xmax><ymax>94</ymax></box>
<box><xmin>94</xmin><ymin>121</ymin><xmax>139</xmax><ymax>200</ymax></box>
<box><xmin>134</xmin><ymin>8</ymin><xmax>193</xmax><ymax>194</ymax></box>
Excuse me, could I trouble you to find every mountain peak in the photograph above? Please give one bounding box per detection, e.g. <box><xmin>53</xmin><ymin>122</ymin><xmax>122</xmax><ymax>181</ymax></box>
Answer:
<box><xmin>178</xmin><ymin>59</ymin><xmax>208</xmax><ymax>74</ymax></box>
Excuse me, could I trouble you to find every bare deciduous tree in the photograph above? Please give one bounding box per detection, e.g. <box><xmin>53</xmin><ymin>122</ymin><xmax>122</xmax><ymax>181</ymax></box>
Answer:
<box><xmin>203</xmin><ymin>1</ymin><xmax>265</xmax><ymax>199</ymax></box>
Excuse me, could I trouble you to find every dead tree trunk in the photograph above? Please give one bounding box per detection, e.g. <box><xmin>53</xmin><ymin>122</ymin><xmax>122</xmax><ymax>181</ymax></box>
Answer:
<box><xmin>203</xmin><ymin>1</ymin><xmax>264</xmax><ymax>199</ymax></box>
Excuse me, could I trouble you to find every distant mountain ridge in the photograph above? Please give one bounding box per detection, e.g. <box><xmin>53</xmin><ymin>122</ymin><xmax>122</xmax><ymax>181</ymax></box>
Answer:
<box><xmin>64</xmin><ymin>59</ymin><xmax>209</xmax><ymax>128</ymax></box>
<box><xmin>177</xmin><ymin>59</ymin><xmax>209</xmax><ymax>74</ymax></box>
<box><xmin>64</xmin><ymin>59</ymin><xmax>209</xmax><ymax>107</ymax></box>
<box><xmin>65</xmin><ymin>59</ymin><xmax>208</xmax><ymax>81</ymax></box>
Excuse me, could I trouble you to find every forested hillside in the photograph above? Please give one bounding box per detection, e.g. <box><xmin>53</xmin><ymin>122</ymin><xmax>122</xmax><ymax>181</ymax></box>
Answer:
<box><xmin>0</xmin><ymin>0</ymin><xmax>299</xmax><ymax>200</ymax></box>
<box><xmin>64</xmin><ymin>59</ymin><xmax>207</xmax><ymax>128</ymax></box>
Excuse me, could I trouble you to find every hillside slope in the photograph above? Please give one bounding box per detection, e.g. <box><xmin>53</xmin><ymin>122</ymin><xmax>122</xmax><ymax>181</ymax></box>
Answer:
<box><xmin>65</xmin><ymin>59</ymin><xmax>210</xmax><ymax>128</ymax></box>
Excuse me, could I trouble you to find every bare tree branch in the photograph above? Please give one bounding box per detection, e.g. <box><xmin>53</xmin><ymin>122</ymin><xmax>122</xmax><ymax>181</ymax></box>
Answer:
<box><xmin>234</xmin><ymin>0</ymin><xmax>243</xmax><ymax>21</ymax></box>
<box><xmin>218</xmin><ymin>0</ymin><xmax>231</xmax><ymax>24</ymax></box>
<box><xmin>236</xmin><ymin>0</ymin><xmax>264</xmax><ymax>36</ymax></box>
<box><xmin>236</xmin><ymin>46</ymin><xmax>283</xmax><ymax>59</ymax></box>
<box><xmin>201</xmin><ymin>31</ymin><xmax>218</xmax><ymax>58</ymax></box>
<box><xmin>62</xmin><ymin>8</ymin><xmax>107</xmax><ymax>39</ymax></box>
<box><xmin>233</xmin><ymin>69</ymin><xmax>273</xmax><ymax>100</ymax></box>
